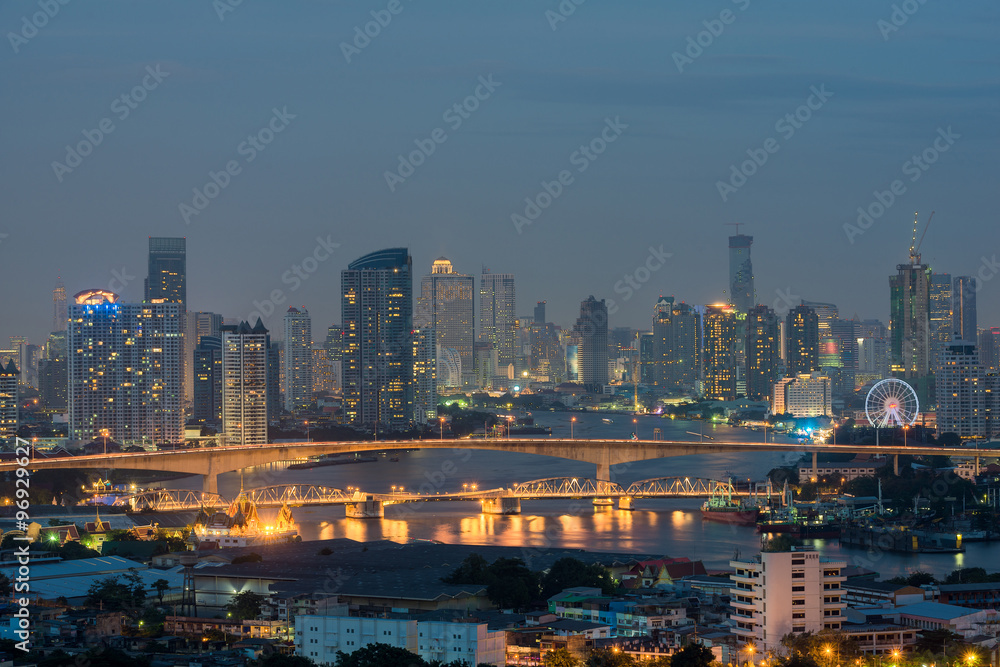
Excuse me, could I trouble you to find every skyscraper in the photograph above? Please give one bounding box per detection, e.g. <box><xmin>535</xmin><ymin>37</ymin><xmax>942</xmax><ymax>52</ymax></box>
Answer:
<box><xmin>979</xmin><ymin>327</ymin><xmax>1000</xmax><ymax>373</ymax></box>
<box><xmin>650</xmin><ymin>296</ymin><xmax>701</xmax><ymax>393</ymax></box>
<box><xmin>52</xmin><ymin>277</ymin><xmax>67</xmax><ymax>332</ymax></box>
<box><xmin>0</xmin><ymin>360</ymin><xmax>18</xmax><ymax>438</ymax></box>
<box><xmin>829</xmin><ymin>318</ymin><xmax>859</xmax><ymax>396</ymax></box>
<box><xmin>222</xmin><ymin>320</ymin><xmax>269</xmax><ymax>446</ymax></box>
<box><xmin>785</xmin><ymin>305</ymin><xmax>819</xmax><ymax>376</ymax></box>
<box><xmin>929</xmin><ymin>273</ymin><xmax>953</xmax><ymax>360</ymax></box>
<box><xmin>38</xmin><ymin>357</ymin><xmax>67</xmax><ymax>412</ymax></box>
<box><xmin>534</xmin><ymin>301</ymin><xmax>546</xmax><ymax>325</ymax></box>
<box><xmin>728</xmin><ymin>234</ymin><xmax>754</xmax><ymax>314</ymax></box>
<box><xmin>418</xmin><ymin>258</ymin><xmax>474</xmax><ymax>386</ymax></box>
<box><xmin>193</xmin><ymin>335</ymin><xmax>223</xmax><ymax>425</ymax></box>
<box><xmin>68</xmin><ymin>289</ymin><xmax>183</xmax><ymax>446</ymax></box>
<box><xmin>283</xmin><ymin>307</ymin><xmax>313</xmax><ymax>412</ymax></box>
<box><xmin>857</xmin><ymin>319</ymin><xmax>889</xmax><ymax>382</ymax></box>
<box><xmin>479</xmin><ymin>270</ymin><xmax>516</xmax><ymax>374</ymax></box>
<box><xmin>145</xmin><ymin>237</ymin><xmax>187</xmax><ymax>304</ymax></box>
<box><xmin>412</xmin><ymin>327</ymin><xmax>437</xmax><ymax>425</ymax></box>
<box><xmin>703</xmin><ymin>304</ymin><xmax>738</xmax><ymax>400</ymax></box>
<box><xmin>574</xmin><ymin>296</ymin><xmax>609</xmax><ymax>391</ymax></box>
<box><xmin>342</xmin><ymin>248</ymin><xmax>414</xmax><ymax>429</ymax></box>
<box><xmin>890</xmin><ymin>260</ymin><xmax>931</xmax><ymax>378</ymax></box>
<box><xmin>935</xmin><ymin>337</ymin><xmax>984</xmax><ymax>438</ymax></box>
<box><xmin>952</xmin><ymin>276</ymin><xmax>977</xmax><ymax>342</ymax></box>
<box><xmin>745</xmin><ymin>305</ymin><xmax>780</xmax><ymax>402</ymax></box>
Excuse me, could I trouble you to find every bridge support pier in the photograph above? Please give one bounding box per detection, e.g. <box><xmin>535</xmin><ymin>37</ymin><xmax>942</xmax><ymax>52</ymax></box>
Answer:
<box><xmin>893</xmin><ymin>454</ymin><xmax>899</xmax><ymax>476</ymax></box>
<box><xmin>203</xmin><ymin>473</ymin><xmax>218</xmax><ymax>496</ymax></box>
<box><xmin>345</xmin><ymin>496</ymin><xmax>384</xmax><ymax>519</ymax></box>
<box><xmin>811</xmin><ymin>452</ymin><xmax>818</xmax><ymax>482</ymax></box>
<box><xmin>481</xmin><ymin>496</ymin><xmax>521</xmax><ymax>515</ymax></box>
<box><xmin>618</xmin><ymin>496</ymin><xmax>634</xmax><ymax>511</ymax></box>
<box><xmin>596</xmin><ymin>463</ymin><xmax>610</xmax><ymax>482</ymax></box>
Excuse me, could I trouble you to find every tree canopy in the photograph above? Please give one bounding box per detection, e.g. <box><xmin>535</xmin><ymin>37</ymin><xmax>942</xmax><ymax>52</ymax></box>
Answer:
<box><xmin>444</xmin><ymin>553</ymin><xmax>540</xmax><ymax>610</ymax></box>
<box><xmin>541</xmin><ymin>557</ymin><xmax>617</xmax><ymax>598</ymax></box>
<box><xmin>227</xmin><ymin>590</ymin><xmax>265</xmax><ymax>620</ymax></box>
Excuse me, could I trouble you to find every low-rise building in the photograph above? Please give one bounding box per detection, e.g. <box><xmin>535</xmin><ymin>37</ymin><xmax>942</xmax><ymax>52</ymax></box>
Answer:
<box><xmin>890</xmin><ymin>602</ymin><xmax>996</xmax><ymax>639</ymax></box>
<box><xmin>842</xmin><ymin>580</ymin><xmax>926</xmax><ymax>608</ymax></box>
<box><xmin>937</xmin><ymin>582</ymin><xmax>1000</xmax><ymax>609</ymax></box>
<box><xmin>798</xmin><ymin>455</ymin><xmax>888</xmax><ymax>482</ymax></box>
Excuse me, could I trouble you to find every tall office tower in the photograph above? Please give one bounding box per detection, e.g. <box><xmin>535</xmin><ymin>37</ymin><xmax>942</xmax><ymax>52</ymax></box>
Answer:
<box><xmin>145</xmin><ymin>237</ymin><xmax>187</xmax><ymax>304</ymax></box>
<box><xmin>324</xmin><ymin>325</ymin><xmax>343</xmax><ymax>392</ymax></box>
<box><xmin>412</xmin><ymin>328</ymin><xmax>437</xmax><ymax>425</ymax></box>
<box><xmin>573</xmin><ymin>296</ymin><xmax>609</xmax><ymax>391</ymax></box>
<box><xmin>929</xmin><ymin>273</ymin><xmax>953</xmax><ymax>360</ymax></box>
<box><xmin>979</xmin><ymin>328</ymin><xmax>1000</xmax><ymax>373</ymax></box>
<box><xmin>38</xmin><ymin>358</ymin><xmax>67</xmax><ymax>412</ymax></box>
<box><xmin>473</xmin><ymin>342</ymin><xmax>498</xmax><ymax>389</ymax></box>
<box><xmin>857</xmin><ymin>319</ymin><xmax>889</xmax><ymax>378</ymax></box>
<box><xmin>267</xmin><ymin>341</ymin><xmax>281</xmax><ymax>421</ymax></box>
<box><xmin>46</xmin><ymin>331</ymin><xmax>67</xmax><ymax>360</ymax></box>
<box><xmin>342</xmin><ymin>248</ymin><xmax>414</xmax><ymax>430</ymax></box>
<box><xmin>0</xmin><ymin>361</ymin><xmax>18</xmax><ymax>438</ymax></box>
<box><xmin>785</xmin><ymin>305</ymin><xmax>819</xmax><ymax>376</ymax></box>
<box><xmin>703</xmin><ymin>304</ymin><xmax>739</xmax><ymax>400</ymax></box>
<box><xmin>53</xmin><ymin>277</ymin><xmax>67</xmax><ymax>332</ymax></box>
<box><xmin>68</xmin><ymin>290</ymin><xmax>183</xmax><ymax>446</ymax></box>
<box><xmin>728</xmin><ymin>234</ymin><xmax>754</xmax><ymax>314</ymax></box>
<box><xmin>649</xmin><ymin>297</ymin><xmax>701</xmax><ymax>393</ymax></box>
<box><xmin>193</xmin><ymin>335</ymin><xmax>223</xmax><ymax>425</ymax></box>
<box><xmin>829</xmin><ymin>318</ymin><xmax>859</xmax><ymax>395</ymax></box>
<box><xmin>890</xmin><ymin>259</ymin><xmax>932</xmax><ymax>378</ymax></box>
<box><xmin>222</xmin><ymin>320</ymin><xmax>269</xmax><ymax>446</ymax></box>
<box><xmin>730</xmin><ymin>547</ymin><xmax>845</xmax><ymax>651</ymax></box>
<box><xmin>418</xmin><ymin>258</ymin><xmax>474</xmax><ymax>385</ymax></box>
<box><xmin>283</xmin><ymin>307</ymin><xmax>313</xmax><ymax>413</ymax></box>
<box><xmin>952</xmin><ymin>276</ymin><xmax>977</xmax><ymax>342</ymax></box>
<box><xmin>745</xmin><ymin>305</ymin><xmax>780</xmax><ymax>402</ymax></box>
<box><xmin>479</xmin><ymin>270</ymin><xmax>516</xmax><ymax>373</ymax></box>
<box><xmin>935</xmin><ymin>337</ymin><xmax>984</xmax><ymax>438</ymax></box>
<box><xmin>191</xmin><ymin>312</ymin><xmax>223</xmax><ymax>342</ymax></box>
<box><xmin>534</xmin><ymin>301</ymin><xmax>546</xmax><ymax>325</ymax></box>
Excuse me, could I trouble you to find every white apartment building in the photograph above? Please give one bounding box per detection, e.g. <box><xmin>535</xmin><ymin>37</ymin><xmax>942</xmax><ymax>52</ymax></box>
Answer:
<box><xmin>296</xmin><ymin>613</ymin><xmax>506</xmax><ymax>666</ymax></box>
<box><xmin>730</xmin><ymin>547</ymin><xmax>846</xmax><ymax>651</ymax></box>
<box><xmin>283</xmin><ymin>307</ymin><xmax>313</xmax><ymax>413</ymax></box>
<box><xmin>222</xmin><ymin>319</ymin><xmax>269</xmax><ymax>446</ymax></box>
<box><xmin>773</xmin><ymin>372</ymin><xmax>832</xmax><ymax>417</ymax></box>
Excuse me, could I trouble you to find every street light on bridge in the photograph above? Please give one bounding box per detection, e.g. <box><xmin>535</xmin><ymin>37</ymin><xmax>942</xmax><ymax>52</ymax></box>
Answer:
<box><xmin>571</xmin><ymin>416</ymin><xmax>576</xmax><ymax>439</ymax></box>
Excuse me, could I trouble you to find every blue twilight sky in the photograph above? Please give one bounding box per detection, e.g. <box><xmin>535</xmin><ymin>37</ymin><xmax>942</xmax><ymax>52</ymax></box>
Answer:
<box><xmin>1</xmin><ymin>0</ymin><xmax>997</xmax><ymax>345</ymax></box>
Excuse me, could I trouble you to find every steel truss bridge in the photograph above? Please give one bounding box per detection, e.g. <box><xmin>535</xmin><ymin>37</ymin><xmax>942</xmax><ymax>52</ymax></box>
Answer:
<box><xmin>117</xmin><ymin>476</ymin><xmax>763</xmax><ymax>512</ymax></box>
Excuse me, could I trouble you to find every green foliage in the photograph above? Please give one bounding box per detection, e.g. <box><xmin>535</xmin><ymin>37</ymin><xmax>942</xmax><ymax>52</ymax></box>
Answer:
<box><xmin>541</xmin><ymin>557</ymin><xmax>617</xmax><ymax>598</ymax></box>
<box><xmin>669</xmin><ymin>643</ymin><xmax>713</xmax><ymax>667</ymax></box>
<box><xmin>333</xmin><ymin>642</ymin><xmax>427</xmax><ymax>666</ymax></box>
<box><xmin>544</xmin><ymin>647</ymin><xmax>581</xmax><ymax>667</ymax></box>
<box><xmin>257</xmin><ymin>654</ymin><xmax>319</xmax><ymax>666</ymax></box>
<box><xmin>227</xmin><ymin>589</ymin><xmax>265</xmax><ymax>620</ymax></box>
<box><xmin>444</xmin><ymin>553</ymin><xmax>540</xmax><ymax>610</ymax></box>
<box><xmin>761</xmin><ymin>534</ymin><xmax>802</xmax><ymax>552</ymax></box>
<box><xmin>780</xmin><ymin>631</ymin><xmax>861</xmax><ymax>666</ymax></box>
<box><xmin>232</xmin><ymin>552</ymin><xmax>264</xmax><ymax>564</ymax></box>
<box><xmin>443</xmin><ymin>553</ymin><xmax>490</xmax><ymax>584</ymax></box>
<box><xmin>153</xmin><ymin>578</ymin><xmax>171</xmax><ymax>602</ymax></box>
<box><xmin>0</xmin><ymin>573</ymin><xmax>10</xmax><ymax>596</ymax></box>
<box><xmin>138</xmin><ymin>604</ymin><xmax>166</xmax><ymax>636</ymax></box>
<box><xmin>106</xmin><ymin>528</ymin><xmax>138</xmax><ymax>542</ymax></box>
<box><xmin>944</xmin><ymin>567</ymin><xmax>1000</xmax><ymax>584</ymax></box>
<box><xmin>57</xmin><ymin>540</ymin><xmax>102</xmax><ymax>560</ymax></box>
<box><xmin>585</xmin><ymin>647</ymin><xmax>637</xmax><ymax>666</ymax></box>
<box><xmin>86</xmin><ymin>570</ymin><xmax>147</xmax><ymax>611</ymax></box>
<box><xmin>886</xmin><ymin>571</ymin><xmax>936</xmax><ymax>586</ymax></box>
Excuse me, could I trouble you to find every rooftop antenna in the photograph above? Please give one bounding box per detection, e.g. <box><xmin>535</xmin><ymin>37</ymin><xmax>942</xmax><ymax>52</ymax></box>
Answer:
<box><xmin>725</xmin><ymin>222</ymin><xmax>743</xmax><ymax>235</ymax></box>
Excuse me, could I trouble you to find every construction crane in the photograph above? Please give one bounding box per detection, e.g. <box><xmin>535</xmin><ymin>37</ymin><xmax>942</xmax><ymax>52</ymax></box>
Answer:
<box><xmin>908</xmin><ymin>210</ymin><xmax>935</xmax><ymax>264</ymax></box>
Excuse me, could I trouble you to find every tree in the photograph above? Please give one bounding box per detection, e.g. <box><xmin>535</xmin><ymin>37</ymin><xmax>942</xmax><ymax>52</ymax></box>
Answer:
<box><xmin>887</xmin><ymin>571</ymin><xmax>936</xmax><ymax>586</ymax></box>
<box><xmin>257</xmin><ymin>655</ymin><xmax>318</xmax><ymax>666</ymax></box>
<box><xmin>232</xmin><ymin>552</ymin><xmax>264</xmax><ymax>564</ymax></box>
<box><xmin>485</xmin><ymin>557</ymin><xmax>539</xmax><ymax>610</ymax></box>
<box><xmin>86</xmin><ymin>573</ymin><xmax>146</xmax><ymax>611</ymax></box>
<box><xmin>944</xmin><ymin>568</ymin><xmax>990</xmax><ymax>584</ymax></box>
<box><xmin>227</xmin><ymin>590</ymin><xmax>265</xmax><ymax>620</ymax></box>
<box><xmin>333</xmin><ymin>642</ymin><xmax>427</xmax><ymax>666</ymax></box>
<box><xmin>153</xmin><ymin>578</ymin><xmax>170</xmax><ymax>603</ymax></box>
<box><xmin>541</xmin><ymin>557</ymin><xmax>617</xmax><ymax>598</ymax></box>
<box><xmin>544</xmin><ymin>647</ymin><xmax>581</xmax><ymax>667</ymax></box>
<box><xmin>443</xmin><ymin>553</ymin><xmax>491</xmax><ymax>584</ymax></box>
<box><xmin>0</xmin><ymin>573</ymin><xmax>10</xmax><ymax>597</ymax></box>
<box><xmin>585</xmin><ymin>648</ymin><xmax>637</xmax><ymax>666</ymax></box>
<box><xmin>138</xmin><ymin>604</ymin><xmax>166</xmax><ymax>636</ymax></box>
<box><xmin>670</xmin><ymin>643</ymin><xmax>713</xmax><ymax>667</ymax></box>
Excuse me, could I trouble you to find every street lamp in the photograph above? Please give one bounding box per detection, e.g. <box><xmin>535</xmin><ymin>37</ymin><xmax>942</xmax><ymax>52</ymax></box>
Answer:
<box><xmin>744</xmin><ymin>643</ymin><xmax>756</xmax><ymax>667</ymax></box>
<box><xmin>633</xmin><ymin>418</ymin><xmax>638</xmax><ymax>440</ymax></box>
<box><xmin>305</xmin><ymin>421</ymin><xmax>310</xmax><ymax>442</ymax></box>
<box><xmin>571</xmin><ymin>416</ymin><xmax>576</xmax><ymax>439</ymax></box>
<box><xmin>903</xmin><ymin>425</ymin><xmax>908</xmax><ymax>447</ymax></box>
<box><xmin>101</xmin><ymin>429</ymin><xmax>109</xmax><ymax>455</ymax></box>
<box><xmin>439</xmin><ymin>417</ymin><xmax>445</xmax><ymax>440</ymax></box>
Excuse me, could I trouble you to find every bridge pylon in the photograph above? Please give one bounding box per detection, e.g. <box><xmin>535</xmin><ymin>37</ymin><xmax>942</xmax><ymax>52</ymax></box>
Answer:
<box><xmin>481</xmin><ymin>496</ymin><xmax>521</xmax><ymax>515</ymax></box>
<box><xmin>345</xmin><ymin>496</ymin><xmax>383</xmax><ymax>519</ymax></box>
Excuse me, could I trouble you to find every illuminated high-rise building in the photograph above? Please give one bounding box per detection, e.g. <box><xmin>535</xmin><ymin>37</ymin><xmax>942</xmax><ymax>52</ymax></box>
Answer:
<box><xmin>53</xmin><ymin>277</ymin><xmax>67</xmax><ymax>332</ymax></box>
<box><xmin>728</xmin><ymin>234</ymin><xmax>754</xmax><ymax>314</ymax></box>
<box><xmin>829</xmin><ymin>318</ymin><xmax>859</xmax><ymax>396</ymax></box>
<box><xmin>68</xmin><ymin>289</ymin><xmax>183</xmax><ymax>446</ymax></box>
<box><xmin>979</xmin><ymin>327</ymin><xmax>1000</xmax><ymax>373</ymax></box>
<box><xmin>703</xmin><ymin>304</ymin><xmax>738</xmax><ymax>400</ymax></box>
<box><xmin>952</xmin><ymin>276</ymin><xmax>977</xmax><ymax>342</ymax></box>
<box><xmin>418</xmin><ymin>258</ymin><xmax>474</xmax><ymax>387</ymax></box>
<box><xmin>890</xmin><ymin>260</ymin><xmax>932</xmax><ymax>379</ymax></box>
<box><xmin>574</xmin><ymin>296</ymin><xmax>609</xmax><ymax>391</ymax></box>
<box><xmin>650</xmin><ymin>296</ymin><xmax>701</xmax><ymax>393</ymax></box>
<box><xmin>193</xmin><ymin>335</ymin><xmax>223</xmax><ymax>425</ymax></box>
<box><xmin>412</xmin><ymin>328</ymin><xmax>437</xmax><ymax>425</ymax></box>
<box><xmin>145</xmin><ymin>237</ymin><xmax>187</xmax><ymax>304</ymax></box>
<box><xmin>342</xmin><ymin>248</ymin><xmax>413</xmax><ymax>429</ymax></box>
<box><xmin>745</xmin><ymin>305</ymin><xmax>780</xmax><ymax>402</ymax></box>
<box><xmin>222</xmin><ymin>319</ymin><xmax>269</xmax><ymax>446</ymax></box>
<box><xmin>38</xmin><ymin>357</ymin><xmax>67</xmax><ymax>412</ymax></box>
<box><xmin>935</xmin><ymin>337</ymin><xmax>985</xmax><ymax>438</ymax></box>
<box><xmin>785</xmin><ymin>305</ymin><xmax>819</xmax><ymax>376</ymax></box>
<box><xmin>929</xmin><ymin>273</ymin><xmax>953</xmax><ymax>361</ymax></box>
<box><xmin>479</xmin><ymin>270</ymin><xmax>516</xmax><ymax>374</ymax></box>
<box><xmin>283</xmin><ymin>307</ymin><xmax>313</xmax><ymax>413</ymax></box>
<box><xmin>0</xmin><ymin>360</ymin><xmax>18</xmax><ymax>439</ymax></box>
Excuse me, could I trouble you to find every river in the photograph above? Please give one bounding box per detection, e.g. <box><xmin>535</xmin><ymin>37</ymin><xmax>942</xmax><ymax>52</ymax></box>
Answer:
<box><xmin>157</xmin><ymin>412</ymin><xmax>999</xmax><ymax>579</ymax></box>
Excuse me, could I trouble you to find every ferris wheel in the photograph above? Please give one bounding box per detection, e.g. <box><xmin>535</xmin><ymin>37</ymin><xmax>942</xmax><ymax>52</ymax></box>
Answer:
<box><xmin>865</xmin><ymin>378</ymin><xmax>919</xmax><ymax>428</ymax></box>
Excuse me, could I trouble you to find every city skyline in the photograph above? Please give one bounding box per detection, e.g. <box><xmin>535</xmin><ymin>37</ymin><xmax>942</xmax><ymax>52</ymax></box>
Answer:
<box><xmin>1</xmin><ymin>2</ymin><xmax>997</xmax><ymax>347</ymax></box>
